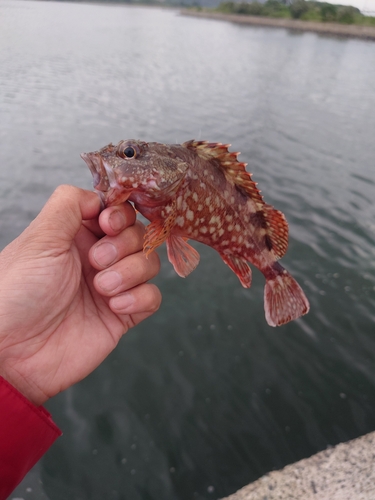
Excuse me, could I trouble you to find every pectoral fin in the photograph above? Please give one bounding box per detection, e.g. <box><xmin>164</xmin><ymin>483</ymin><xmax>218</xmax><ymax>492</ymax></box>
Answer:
<box><xmin>166</xmin><ymin>235</ymin><xmax>200</xmax><ymax>277</ymax></box>
<box><xmin>144</xmin><ymin>211</ymin><xmax>176</xmax><ymax>257</ymax></box>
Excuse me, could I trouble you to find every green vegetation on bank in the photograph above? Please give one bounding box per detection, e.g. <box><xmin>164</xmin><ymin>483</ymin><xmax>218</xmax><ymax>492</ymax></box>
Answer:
<box><xmin>214</xmin><ymin>0</ymin><xmax>375</xmax><ymax>25</ymax></box>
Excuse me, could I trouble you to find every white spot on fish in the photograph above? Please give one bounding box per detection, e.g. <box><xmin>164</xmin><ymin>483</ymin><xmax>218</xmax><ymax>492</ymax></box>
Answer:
<box><xmin>186</xmin><ymin>209</ymin><xmax>194</xmax><ymax>221</ymax></box>
<box><xmin>235</xmin><ymin>224</ymin><xmax>241</xmax><ymax>232</ymax></box>
<box><xmin>225</xmin><ymin>215</ymin><xmax>233</xmax><ymax>222</ymax></box>
<box><xmin>176</xmin><ymin>216</ymin><xmax>185</xmax><ymax>227</ymax></box>
<box><xmin>209</xmin><ymin>215</ymin><xmax>220</xmax><ymax>225</ymax></box>
<box><xmin>205</xmin><ymin>197</ymin><xmax>211</xmax><ymax>206</ymax></box>
<box><xmin>197</xmin><ymin>204</ymin><xmax>203</xmax><ymax>211</ymax></box>
<box><xmin>200</xmin><ymin>226</ymin><xmax>208</xmax><ymax>234</ymax></box>
<box><xmin>218</xmin><ymin>228</ymin><xmax>224</xmax><ymax>237</ymax></box>
<box><xmin>192</xmin><ymin>192</ymin><xmax>198</xmax><ymax>202</ymax></box>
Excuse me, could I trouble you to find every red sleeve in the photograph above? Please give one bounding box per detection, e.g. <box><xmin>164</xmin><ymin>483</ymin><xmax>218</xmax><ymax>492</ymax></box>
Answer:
<box><xmin>0</xmin><ymin>376</ymin><xmax>62</xmax><ymax>500</ymax></box>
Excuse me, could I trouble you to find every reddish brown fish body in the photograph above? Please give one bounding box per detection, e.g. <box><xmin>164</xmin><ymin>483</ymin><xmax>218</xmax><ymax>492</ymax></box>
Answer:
<box><xmin>81</xmin><ymin>139</ymin><xmax>309</xmax><ymax>326</ymax></box>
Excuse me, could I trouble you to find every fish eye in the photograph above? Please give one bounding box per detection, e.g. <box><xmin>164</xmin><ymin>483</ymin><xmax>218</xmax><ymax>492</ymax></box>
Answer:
<box><xmin>117</xmin><ymin>141</ymin><xmax>141</xmax><ymax>160</ymax></box>
<box><xmin>123</xmin><ymin>146</ymin><xmax>136</xmax><ymax>158</ymax></box>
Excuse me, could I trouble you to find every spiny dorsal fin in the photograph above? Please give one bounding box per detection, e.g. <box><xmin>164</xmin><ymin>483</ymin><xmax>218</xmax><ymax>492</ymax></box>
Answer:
<box><xmin>183</xmin><ymin>140</ymin><xmax>263</xmax><ymax>205</ymax></box>
<box><xmin>183</xmin><ymin>140</ymin><xmax>289</xmax><ymax>259</ymax></box>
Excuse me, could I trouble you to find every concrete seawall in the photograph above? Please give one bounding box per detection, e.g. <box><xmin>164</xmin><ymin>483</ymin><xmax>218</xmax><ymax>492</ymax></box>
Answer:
<box><xmin>181</xmin><ymin>10</ymin><xmax>375</xmax><ymax>40</ymax></box>
<box><xmin>221</xmin><ymin>431</ymin><xmax>375</xmax><ymax>500</ymax></box>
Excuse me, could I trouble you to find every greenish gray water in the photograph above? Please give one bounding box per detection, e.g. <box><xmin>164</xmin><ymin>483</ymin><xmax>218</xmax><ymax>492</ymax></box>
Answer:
<box><xmin>1</xmin><ymin>1</ymin><xmax>375</xmax><ymax>499</ymax></box>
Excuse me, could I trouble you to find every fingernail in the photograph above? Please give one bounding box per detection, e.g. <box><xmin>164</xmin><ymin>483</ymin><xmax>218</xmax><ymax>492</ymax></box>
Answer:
<box><xmin>97</xmin><ymin>271</ymin><xmax>122</xmax><ymax>292</ymax></box>
<box><xmin>111</xmin><ymin>292</ymin><xmax>136</xmax><ymax>313</ymax></box>
<box><xmin>93</xmin><ymin>242</ymin><xmax>117</xmax><ymax>267</ymax></box>
<box><xmin>109</xmin><ymin>210</ymin><xmax>126</xmax><ymax>232</ymax></box>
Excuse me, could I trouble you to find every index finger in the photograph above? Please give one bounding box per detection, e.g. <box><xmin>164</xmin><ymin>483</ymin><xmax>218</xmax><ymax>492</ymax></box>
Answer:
<box><xmin>99</xmin><ymin>202</ymin><xmax>137</xmax><ymax>237</ymax></box>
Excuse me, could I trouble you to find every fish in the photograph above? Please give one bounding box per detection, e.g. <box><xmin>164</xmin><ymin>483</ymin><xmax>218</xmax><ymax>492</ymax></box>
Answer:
<box><xmin>81</xmin><ymin>139</ymin><xmax>310</xmax><ymax>326</ymax></box>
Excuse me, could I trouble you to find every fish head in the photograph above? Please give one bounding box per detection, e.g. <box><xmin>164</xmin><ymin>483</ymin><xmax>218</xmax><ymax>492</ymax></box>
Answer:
<box><xmin>81</xmin><ymin>140</ymin><xmax>188</xmax><ymax>207</ymax></box>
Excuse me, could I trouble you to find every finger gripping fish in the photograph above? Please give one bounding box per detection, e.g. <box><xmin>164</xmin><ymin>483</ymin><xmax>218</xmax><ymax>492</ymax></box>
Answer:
<box><xmin>81</xmin><ymin>139</ymin><xmax>310</xmax><ymax>327</ymax></box>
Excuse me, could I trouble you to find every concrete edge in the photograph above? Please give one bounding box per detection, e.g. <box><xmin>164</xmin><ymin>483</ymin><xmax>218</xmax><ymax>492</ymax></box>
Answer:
<box><xmin>221</xmin><ymin>431</ymin><xmax>375</xmax><ymax>500</ymax></box>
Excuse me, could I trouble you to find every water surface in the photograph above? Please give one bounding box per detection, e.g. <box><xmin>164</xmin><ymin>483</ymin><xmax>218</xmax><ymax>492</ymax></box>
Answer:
<box><xmin>1</xmin><ymin>1</ymin><xmax>375</xmax><ymax>499</ymax></box>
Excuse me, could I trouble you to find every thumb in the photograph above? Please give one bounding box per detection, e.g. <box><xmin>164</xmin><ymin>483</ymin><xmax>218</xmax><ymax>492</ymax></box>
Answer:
<box><xmin>32</xmin><ymin>185</ymin><xmax>101</xmax><ymax>245</ymax></box>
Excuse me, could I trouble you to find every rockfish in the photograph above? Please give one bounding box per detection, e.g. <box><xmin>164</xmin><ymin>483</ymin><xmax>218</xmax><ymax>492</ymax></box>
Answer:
<box><xmin>81</xmin><ymin>140</ymin><xmax>309</xmax><ymax>326</ymax></box>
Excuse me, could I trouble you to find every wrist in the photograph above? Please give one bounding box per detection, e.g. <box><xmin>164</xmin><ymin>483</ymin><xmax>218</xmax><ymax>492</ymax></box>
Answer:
<box><xmin>0</xmin><ymin>364</ymin><xmax>49</xmax><ymax>407</ymax></box>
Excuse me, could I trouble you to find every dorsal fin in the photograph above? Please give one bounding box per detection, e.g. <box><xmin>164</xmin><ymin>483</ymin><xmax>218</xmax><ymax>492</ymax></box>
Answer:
<box><xmin>183</xmin><ymin>140</ymin><xmax>290</xmax><ymax>260</ymax></box>
<box><xmin>183</xmin><ymin>140</ymin><xmax>264</xmax><ymax>205</ymax></box>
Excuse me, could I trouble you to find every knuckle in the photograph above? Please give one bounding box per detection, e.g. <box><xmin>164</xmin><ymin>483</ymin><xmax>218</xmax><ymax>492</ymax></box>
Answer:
<box><xmin>54</xmin><ymin>184</ymin><xmax>78</xmax><ymax>198</ymax></box>
<box><xmin>121</xmin><ymin>202</ymin><xmax>137</xmax><ymax>223</ymax></box>
<box><xmin>120</xmin><ymin>223</ymin><xmax>144</xmax><ymax>251</ymax></box>
<box><xmin>134</xmin><ymin>219</ymin><xmax>146</xmax><ymax>232</ymax></box>
<box><xmin>148</xmin><ymin>251</ymin><xmax>161</xmax><ymax>272</ymax></box>
<box><xmin>139</xmin><ymin>255</ymin><xmax>152</xmax><ymax>279</ymax></box>
<box><xmin>148</xmin><ymin>285</ymin><xmax>162</xmax><ymax>312</ymax></box>
<box><xmin>129</xmin><ymin>222</ymin><xmax>144</xmax><ymax>240</ymax></box>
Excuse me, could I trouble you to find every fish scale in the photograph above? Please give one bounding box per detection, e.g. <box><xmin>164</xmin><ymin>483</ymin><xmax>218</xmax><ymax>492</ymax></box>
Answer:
<box><xmin>81</xmin><ymin>139</ymin><xmax>309</xmax><ymax>327</ymax></box>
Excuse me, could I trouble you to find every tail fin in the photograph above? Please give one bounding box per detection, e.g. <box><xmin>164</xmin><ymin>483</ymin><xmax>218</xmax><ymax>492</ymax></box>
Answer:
<box><xmin>264</xmin><ymin>268</ymin><xmax>310</xmax><ymax>327</ymax></box>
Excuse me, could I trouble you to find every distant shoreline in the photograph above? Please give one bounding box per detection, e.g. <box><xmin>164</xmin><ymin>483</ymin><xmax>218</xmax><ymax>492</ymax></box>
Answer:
<box><xmin>180</xmin><ymin>9</ymin><xmax>375</xmax><ymax>40</ymax></box>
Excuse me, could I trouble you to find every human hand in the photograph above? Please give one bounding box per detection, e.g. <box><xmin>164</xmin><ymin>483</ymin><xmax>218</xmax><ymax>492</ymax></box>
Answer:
<box><xmin>0</xmin><ymin>185</ymin><xmax>161</xmax><ymax>406</ymax></box>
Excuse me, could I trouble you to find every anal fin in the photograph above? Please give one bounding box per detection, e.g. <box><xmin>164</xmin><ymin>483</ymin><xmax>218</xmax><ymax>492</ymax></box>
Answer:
<box><xmin>166</xmin><ymin>235</ymin><xmax>200</xmax><ymax>277</ymax></box>
<box><xmin>220</xmin><ymin>254</ymin><xmax>252</xmax><ymax>288</ymax></box>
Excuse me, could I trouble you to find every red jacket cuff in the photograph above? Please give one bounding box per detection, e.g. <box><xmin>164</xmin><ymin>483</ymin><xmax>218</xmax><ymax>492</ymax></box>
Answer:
<box><xmin>0</xmin><ymin>376</ymin><xmax>62</xmax><ymax>499</ymax></box>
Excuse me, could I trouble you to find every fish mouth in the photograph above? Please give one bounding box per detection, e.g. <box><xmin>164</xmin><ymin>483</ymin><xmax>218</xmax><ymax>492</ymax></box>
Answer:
<box><xmin>80</xmin><ymin>152</ymin><xmax>112</xmax><ymax>192</ymax></box>
<box><xmin>81</xmin><ymin>151</ymin><xmax>132</xmax><ymax>207</ymax></box>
